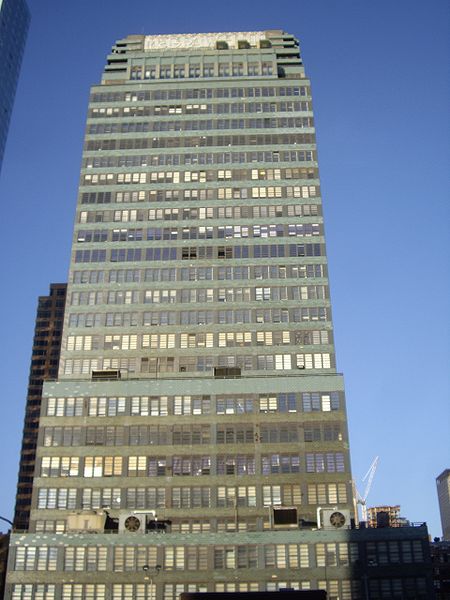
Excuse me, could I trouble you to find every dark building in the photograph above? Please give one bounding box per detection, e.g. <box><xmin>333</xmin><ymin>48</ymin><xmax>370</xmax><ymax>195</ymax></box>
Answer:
<box><xmin>431</xmin><ymin>540</ymin><xmax>450</xmax><ymax>600</ymax></box>
<box><xmin>0</xmin><ymin>532</ymin><xmax>10</xmax><ymax>600</ymax></box>
<box><xmin>13</xmin><ymin>283</ymin><xmax>67</xmax><ymax>531</ymax></box>
<box><xmin>350</xmin><ymin>524</ymin><xmax>434</xmax><ymax>599</ymax></box>
<box><xmin>0</xmin><ymin>0</ymin><xmax>30</xmax><ymax>173</ymax></box>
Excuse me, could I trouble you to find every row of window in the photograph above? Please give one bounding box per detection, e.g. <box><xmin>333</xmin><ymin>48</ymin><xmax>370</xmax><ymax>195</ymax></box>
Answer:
<box><xmin>84</xmin><ymin>132</ymin><xmax>316</xmax><ymax>152</ymax></box>
<box><xmin>46</xmin><ymin>391</ymin><xmax>341</xmax><ymax>417</ymax></box>
<box><xmin>36</xmin><ymin>483</ymin><xmax>345</xmax><ymax>510</ymax></box>
<box><xmin>42</xmin><ymin>421</ymin><xmax>343</xmax><ymax>447</ymax></box>
<box><xmin>71</xmin><ymin>284</ymin><xmax>327</xmax><ymax>307</ymax></box>
<box><xmin>90</xmin><ymin>85</ymin><xmax>310</xmax><ymax>104</ymax></box>
<box><xmin>79</xmin><ymin>203</ymin><xmax>320</xmax><ymax>225</ymax></box>
<box><xmin>72</xmin><ymin>264</ymin><xmax>325</xmax><ymax>284</ymax></box>
<box><xmin>38</xmin><ymin>483</ymin><xmax>348</xmax><ymax>510</ymax></box>
<box><xmin>68</xmin><ymin>329</ymin><xmax>330</xmax><ymax>350</ymax></box>
<box><xmin>87</xmin><ymin>116</ymin><xmax>313</xmax><ymax>136</ymax></box>
<box><xmin>37</xmin><ymin>485</ymin><xmax>349</xmax><ymax>513</ymax></box>
<box><xmin>82</xmin><ymin>167</ymin><xmax>316</xmax><ymax>186</ymax></box>
<box><xmin>90</xmin><ymin>101</ymin><xmax>311</xmax><ymax>120</ymax></box>
<box><xmin>128</xmin><ymin>61</ymin><xmax>274</xmax><ymax>80</ymax></box>
<box><xmin>77</xmin><ymin>224</ymin><xmax>321</xmax><ymax>244</ymax></box>
<box><xmin>39</xmin><ymin>451</ymin><xmax>345</xmax><ymax>479</ymax></box>
<box><xmin>81</xmin><ymin>185</ymin><xmax>319</xmax><ymax>206</ymax></box>
<box><xmin>83</xmin><ymin>148</ymin><xmax>315</xmax><ymax>168</ymax></box>
<box><xmin>61</xmin><ymin>351</ymin><xmax>333</xmax><ymax>375</ymax></box>
<box><xmin>10</xmin><ymin>578</ymin><xmax>431</xmax><ymax>600</ymax></box>
<box><xmin>74</xmin><ymin>243</ymin><xmax>323</xmax><ymax>264</ymax></box>
<box><xmin>22</xmin><ymin>540</ymin><xmax>414</xmax><ymax>573</ymax></box>
<box><xmin>68</xmin><ymin>307</ymin><xmax>329</xmax><ymax>329</ymax></box>
<box><xmin>14</xmin><ymin>541</ymin><xmax>356</xmax><ymax>573</ymax></box>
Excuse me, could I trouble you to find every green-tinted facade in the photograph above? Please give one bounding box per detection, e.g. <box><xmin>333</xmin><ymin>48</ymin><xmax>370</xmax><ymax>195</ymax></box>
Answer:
<box><xmin>9</xmin><ymin>30</ymin><xmax>432</xmax><ymax>599</ymax></box>
<box><xmin>53</xmin><ymin>30</ymin><xmax>354</xmax><ymax>535</ymax></box>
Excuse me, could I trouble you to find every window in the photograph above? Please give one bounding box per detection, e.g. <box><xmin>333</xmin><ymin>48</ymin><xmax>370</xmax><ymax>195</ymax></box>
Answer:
<box><xmin>172</xmin><ymin>487</ymin><xmax>210</xmax><ymax>508</ymax></box>
<box><xmin>165</xmin><ymin>547</ymin><xmax>183</xmax><ymax>572</ymax></box>
<box><xmin>84</xmin><ymin>456</ymin><xmax>122</xmax><ymax>477</ymax></box>
<box><xmin>47</xmin><ymin>397</ymin><xmax>84</xmax><ymax>417</ymax></box>
<box><xmin>217</xmin><ymin>486</ymin><xmax>256</xmax><ymax>507</ymax></box>
<box><xmin>172</xmin><ymin>456</ymin><xmax>211</xmax><ymax>476</ymax></box>
<box><xmin>131</xmin><ymin>396</ymin><xmax>168</xmax><ymax>416</ymax></box>
<box><xmin>38</xmin><ymin>488</ymin><xmax>77</xmax><ymax>510</ymax></box>
<box><xmin>262</xmin><ymin>484</ymin><xmax>301</xmax><ymax>506</ymax></box>
<box><xmin>15</xmin><ymin>546</ymin><xmax>58</xmax><ymax>571</ymax></box>
<box><xmin>262</xmin><ymin>454</ymin><xmax>301</xmax><ymax>474</ymax></box>
<box><xmin>63</xmin><ymin>584</ymin><xmax>106</xmax><ymax>599</ymax></box>
<box><xmin>173</xmin><ymin>396</ymin><xmax>210</xmax><ymax>415</ymax></box>
<box><xmin>88</xmin><ymin>397</ymin><xmax>126</xmax><ymax>417</ymax></box>
<box><xmin>265</xmin><ymin>544</ymin><xmax>309</xmax><ymax>568</ymax></box>
<box><xmin>302</xmin><ymin>392</ymin><xmax>340</xmax><ymax>412</ymax></box>
<box><xmin>12</xmin><ymin>585</ymin><xmax>56</xmax><ymax>599</ymax></box>
<box><xmin>217</xmin><ymin>455</ymin><xmax>255</xmax><ymax>476</ymax></box>
<box><xmin>41</xmin><ymin>457</ymin><xmax>79</xmax><ymax>477</ymax></box>
<box><xmin>82</xmin><ymin>487</ymin><xmax>121</xmax><ymax>510</ymax></box>
<box><xmin>216</xmin><ymin>396</ymin><xmax>254</xmax><ymax>414</ymax></box>
<box><xmin>306</xmin><ymin>452</ymin><xmax>345</xmax><ymax>473</ymax></box>
<box><xmin>307</xmin><ymin>483</ymin><xmax>348</xmax><ymax>505</ymax></box>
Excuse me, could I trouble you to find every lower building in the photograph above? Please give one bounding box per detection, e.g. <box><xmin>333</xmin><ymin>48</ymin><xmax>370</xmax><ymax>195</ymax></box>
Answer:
<box><xmin>5</xmin><ymin>523</ymin><xmax>434</xmax><ymax>599</ymax></box>
<box><xmin>431</xmin><ymin>540</ymin><xmax>450</xmax><ymax>600</ymax></box>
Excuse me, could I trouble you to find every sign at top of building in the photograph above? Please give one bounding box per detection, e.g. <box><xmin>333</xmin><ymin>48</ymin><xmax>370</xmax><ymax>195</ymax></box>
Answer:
<box><xmin>144</xmin><ymin>31</ymin><xmax>267</xmax><ymax>50</ymax></box>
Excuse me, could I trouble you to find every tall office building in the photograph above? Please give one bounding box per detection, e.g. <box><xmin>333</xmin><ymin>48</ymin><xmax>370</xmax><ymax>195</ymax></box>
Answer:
<box><xmin>437</xmin><ymin>470</ymin><xmax>450</xmax><ymax>541</ymax></box>
<box><xmin>13</xmin><ymin>284</ymin><xmax>67</xmax><ymax>531</ymax></box>
<box><xmin>4</xmin><ymin>30</ymin><xmax>377</xmax><ymax>598</ymax></box>
<box><xmin>0</xmin><ymin>0</ymin><xmax>30</xmax><ymax>173</ymax></box>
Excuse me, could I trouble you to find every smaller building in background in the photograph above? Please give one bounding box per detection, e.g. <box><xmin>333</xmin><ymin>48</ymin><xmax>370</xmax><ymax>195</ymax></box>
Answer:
<box><xmin>13</xmin><ymin>284</ymin><xmax>67</xmax><ymax>531</ymax></box>
<box><xmin>431</xmin><ymin>540</ymin><xmax>450</xmax><ymax>600</ymax></box>
<box><xmin>366</xmin><ymin>505</ymin><xmax>408</xmax><ymax>528</ymax></box>
<box><xmin>0</xmin><ymin>0</ymin><xmax>30</xmax><ymax>173</ymax></box>
<box><xmin>437</xmin><ymin>470</ymin><xmax>450</xmax><ymax>541</ymax></box>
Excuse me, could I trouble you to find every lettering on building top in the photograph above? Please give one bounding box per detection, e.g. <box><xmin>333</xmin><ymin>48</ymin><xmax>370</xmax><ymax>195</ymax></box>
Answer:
<box><xmin>144</xmin><ymin>32</ymin><xmax>267</xmax><ymax>50</ymax></box>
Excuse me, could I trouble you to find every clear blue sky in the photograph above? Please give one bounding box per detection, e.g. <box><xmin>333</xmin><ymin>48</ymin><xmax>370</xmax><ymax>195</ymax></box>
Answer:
<box><xmin>0</xmin><ymin>0</ymin><xmax>448</xmax><ymax>536</ymax></box>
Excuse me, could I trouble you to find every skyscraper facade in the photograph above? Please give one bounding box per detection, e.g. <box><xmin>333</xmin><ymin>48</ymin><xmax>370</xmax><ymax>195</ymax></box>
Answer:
<box><xmin>0</xmin><ymin>0</ymin><xmax>30</xmax><ymax>173</ymax></box>
<box><xmin>6</xmin><ymin>30</ymin><xmax>364</xmax><ymax>598</ymax></box>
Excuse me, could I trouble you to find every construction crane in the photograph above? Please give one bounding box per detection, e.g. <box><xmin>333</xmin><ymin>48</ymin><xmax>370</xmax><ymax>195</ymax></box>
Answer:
<box><xmin>355</xmin><ymin>456</ymin><xmax>379</xmax><ymax>522</ymax></box>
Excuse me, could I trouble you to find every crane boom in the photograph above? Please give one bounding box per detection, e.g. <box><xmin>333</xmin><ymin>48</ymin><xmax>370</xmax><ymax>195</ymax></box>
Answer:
<box><xmin>355</xmin><ymin>456</ymin><xmax>379</xmax><ymax>522</ymax></box>
<box><xmin>362</xmin><ymin>455</ymin><xmax>379</xmax><ymax>502</ymax></box>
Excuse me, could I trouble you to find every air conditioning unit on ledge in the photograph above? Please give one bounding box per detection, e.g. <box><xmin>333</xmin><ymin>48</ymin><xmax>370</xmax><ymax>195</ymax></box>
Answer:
<box><xmin>118</xmin><ymin>512</ymin><xmax>147</xmax><ymax>533</ymax></box>
<box><xmin>320</xmin><ymin>508</ymin><xmax>351</xmax><ymax>530</ymax></box>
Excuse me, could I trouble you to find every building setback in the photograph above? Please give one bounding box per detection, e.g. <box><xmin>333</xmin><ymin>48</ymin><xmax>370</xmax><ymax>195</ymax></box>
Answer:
<box><xmin>13</xmin><ymin>284</ymin><xmax>67</xmax><ymax>531</ymax></box>
<box><xmin>5</xmin><ymin>31</ymin><xmax>434</xmax><ymax>599</ymax></box>
<box><xmin>0</xmin><ymin>0</ymin><xmax>30</xmax><ymax>173</ymax></box>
